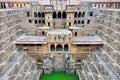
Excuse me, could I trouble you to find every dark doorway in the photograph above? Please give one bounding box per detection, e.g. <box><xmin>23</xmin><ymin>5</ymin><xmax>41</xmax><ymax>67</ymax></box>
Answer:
<box><xmin>34</xmin><ymin>12</ymin><xmax>37</xmax><ymax>17</ymax></box>
<box><xmin>3</xmin><ymin>3</ymin><xmax>6</xmax><ymax>8</ymax></box>
<box><xmin>42</xmin><ymin>12</ymin><xmax>44</xmax><ymax>18</ymax></box>
<box><xmin>50</xmin><ymin>44</ymin><xmax>55</xmax><ymax>51</ymax></box>
<box><xmin>74</xmin><ymin>20</ymin><xmax>77</xmax><ymax>24</ymax></box>
<box><xmin>118</xmin><ymin>3</ymin><xmax>120</xmax><ymax>8</ymax></box>
<box><xmin>74</xmin><ymin>12</ymin><xmax>77</xmax><ymax>18</ymax></box>
<box><xmin>90</xmin><ymin>12</ymin><xmax>93</xmax><ymax>16</ymax></box>
<box><xmin>39</xmin><ymin>20</ymin><xmax>41</xmax><ymax>24</ymax></box>
<box><xmin>78</xmin><ymin>20</ymin><xmax>80</xmax><ymax>24</ymax></box>
<box><xmin>69</xmin><ymin>22</ymin><xmax>71</xmax><ymax>26</ymax></box>
<box><xmin>82</xmin><ymin>12</ymin><xmax>85</xmax><ymax>17</ymax></box>
<box><xmin>87</xmin><ymin>20</ymin><xmax>90</xmax><ymax>24</ymax></box>
<box><xmin>42</xmin><ymin>31</ymin><xmax>45</xmax><ymax>35</ymax></box>
<box><xmin>20</xmin><ymin>4</ymin><xmax>22</xmax><ymax>8</ymax></box>
<box><xmin>38</xmin><ymin>12</ymin><xmax>41</xmax><ymax>17</ymax></box>
<box><xmin>1</xmin><ymin>3</ymin><xmax>3</xmax><ymax>8</ymax></box>
<box><xmin>27</xmin><ymin>12</ymin><xmax>30</xmax><ymax>17</ymax></box>
<box><xmin>56</xmin><ymin>44</ymin><xmax>62</xmax><ymax>51</ymax></box>
<box><xmin>82</xmin><ymin>20</ymin><xmax>84</xmax><ymax>24</ymax></box>
<box><xmin>42</xmin><ymin>20</ymin><xmax>45</xmax><ymax>24</ymax></box>
<box><xmin>29</xmin><ymin>20</ymin><xmax>32</xmax><ymax>23</ymax></box>
<box><xmin>75</xmin><ymin>32</ymin><xmax>77</xmax><ymax>36</ymax></box>
<box><xmin>35</xmin><ymin>20</ymin><xmax>37</xmax><ymax>24</ymax></box>
<box><xmin>63</xmin><ymin>12</ymin><xmax>66</xmax><ymax>18</ymax></box>
<box><xmin>48</xmin><ymin>22</ymin><xmax>50</xmax><ymax>27</ymax></box>
<box><xmin>53</xmin><ymin>12</ymin><xmax>56</xmax><ymax>18</ymax></box>
<box><xmin>58</xmin><ymin>12</ymin><xmax>61</xmax><ymax>18</ymax></box>
<box><xmin>64</xmin><ymin>44</ymin><xmax>69</xmax><ymax>51</ymax></box>
<box><xmin>78</xmin><ymin>12</ymin><xmax>81</xmax><ymax>17</ymax></box>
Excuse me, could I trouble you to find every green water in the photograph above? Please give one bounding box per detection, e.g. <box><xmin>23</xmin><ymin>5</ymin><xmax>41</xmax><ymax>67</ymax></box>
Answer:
<box><xmin>40</xmin><ymin>72</ymin><xmax>78</xmax><ymax>80</ymax></box>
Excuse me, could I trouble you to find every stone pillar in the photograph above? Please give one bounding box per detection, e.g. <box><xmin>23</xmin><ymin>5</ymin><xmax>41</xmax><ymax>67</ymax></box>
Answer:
<box><xmin>49</xmin><ymin>44</ymin><xmax>50</xmax><ymax>52</ymax></box>
<box><xmin>62</xmin><ymin>44</ymin><xmax>64</xmax><ymax>52</ymax></box>
<box><xmin>68</xmin><ymin>44</ymin><xmax>70</xmax><ymax>52</ymax></box>
<box><xmin>55</xmin><ymin>44</ymin><xmax>57</xmax><ymax>53</ymax></box>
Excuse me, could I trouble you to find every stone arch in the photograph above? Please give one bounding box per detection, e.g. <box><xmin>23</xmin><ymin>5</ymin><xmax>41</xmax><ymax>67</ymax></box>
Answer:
<box><xmin>42</xmin><ymin>31</ymin><xmax>45</xmax><ymax>35</ymax></box>
<box><xmin>75</xmin><ymin>32</ymin><xmax>77</xmax><ymax>36</ymax></box>
<box><xmin>74</xmin><ymin>20</ymin><xmax>77</xmax><ymax>24</ymax></box>
<box><xmin>64</xmin><ymin>44</ymin><xmax>69</xmax><ymax>51</ymax></box>
<box><xmin>56</xmin><ymin>44</ymin><xmax>63</xmax><ymax>51</ymax></box>
<box><xmin>63</xmin><ymin>12</ymin><xmax>66</xmax><ymax>18</ymax></box>
<box><xmin>39</xmin><ymin>20</ymin><xmax>41</xmax><ymax>24</ymax></box>
<box><xmin>16</xmin><ymin>4</ymin><xmax>18</xmax><ymax>7</ymax></box>
<box><xmin>58</xmin><ymin>12</ymin><xmax>61</xmax><ymax>18</ymax></box>
<box><xmin>20</xmin><ymin>4</ymin><xmax>22</xmax><ymax>8</ymax></box>
<box><xmin>35</xmin><ymin>20</ymin><xmax>37</xmax><ymax>24</ymax></box>
<box><xmin>29</xmin><ymin>20</ymin><xmax>32</xmax><ymax>23</ymax></box>
<box><xmin>53</xmin><ymin>12</ymin><xmax>56</xmax><ymax>18</ymax></box>
<box><xmin>82</xmin><ymin>12</ymin><xmax>85</xmax><ymax>17</ymax></box>
<box><xmin>78</xmin><ymin>20</ymin><xmax>80</xmax><ymax>24</ymax></box>
<box><xmin>42</xmin><ymin>12</ymin><xmax>45</xmax><ymax>18</ymax></box>
<box><xmin>27</xmin><ymin>12</ymin><xmax>30</xmax><ymax>17</ymax></box>
<box><xmin>12</xmin><ymin>3</ymin><xmax>14</xmax><ymax>7</ymax></box>
<box><xmin>50</xmin><ymin>44</ymin><xmax>55</xmax><ymax>51</ymax></box>
<box><xmin>34</xmin><ymin>12</ymin><xmax>37</xmax><ymax>17</ymax></box>
<box><xmin>1</xmin><ymin>3</ymin><xmax>4</xmax><ymax>8</ymax></box>
<box><xmin>48</xmin><ymin>22</ymin><xmax>50</xmax><ymax>27</ymax></box>
<box><xmin>42</xmin><ymin>20</ymin><xmax>45</xmax><ymax>24</ymax></box>
<box><xmin>38</xmin><ymin>12</ymin><xmax>41</xmax><ymax>17</ymax></box>
<box><xmin>3</xmin><ymin>3</ymin><xmax>6</xmax><ymax>8</ymax></box>
<box><xmin>78</xmin><ymin>12</ymin><xmax>81</xmax><ymax>17</ymax></box>
<box><xmin>87</xmin><ymin>20</ymin><xmax>90</xmax><ymax>24</ymax></box>
<box><xmin>69</xmin><ymin>22</ymin><xmax>71</xmax><ymax>26</ymax></box>
<box><xmin>82</xmin><ymin>20</ymin><xmax>84</xmax><ymax>24</ymax></box>
<box><xmin>90</xmin><ymin>12</ymin><xmax>93</xmax><ymax>16</ymax></box>
<box><xmin>74</xmin><ymin>12</ymin><xmax>77</xmax><ymax>18</ymax></box>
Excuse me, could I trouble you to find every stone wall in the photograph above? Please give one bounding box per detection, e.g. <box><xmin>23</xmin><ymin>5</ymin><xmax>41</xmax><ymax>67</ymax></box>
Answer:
<box><xmin>78</xmin><ymin>9</ymin><xmax>120</xmax><ymax>80</ymax></box>
<box><xmin>0</xmin><ymin>9</ymin><xmax>40</xmax><ymax>80</ymax></box>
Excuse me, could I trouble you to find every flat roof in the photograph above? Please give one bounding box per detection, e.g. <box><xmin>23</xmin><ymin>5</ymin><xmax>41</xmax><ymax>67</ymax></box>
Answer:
<box><xmin>72</xmin><ymin>35</ymin><xmax>103</xmax><ymax>42</ymax></box>
<box><xmin>16</xmin><ymin>36</ymin><xmax>46</xmax><ymax>42</ymax></box>
<box><xmin>0</xmin><ymin>8</ymin><xmax>25</xmax><ymax>12</ymax></box>
<box><xmin>72</xmin><ymin>35</ymin><xmax>103</xmax><ymax>44</ymax></box>
<box><xmin>48</xmin><ymin>29</ymin><xmax>71</xmax><ymax>35</ymax></box>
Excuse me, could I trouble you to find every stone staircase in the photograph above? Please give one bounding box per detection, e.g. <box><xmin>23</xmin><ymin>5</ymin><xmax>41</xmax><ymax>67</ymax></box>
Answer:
<box><xmin>114</xmin><ymin>66</ymin><xmax>120</xmax><ymax>79</ymax></box>
<box><xmin>53</xmin><ymin>53</ymin><xmax>65</xmax><ymax>71</ymax></box>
